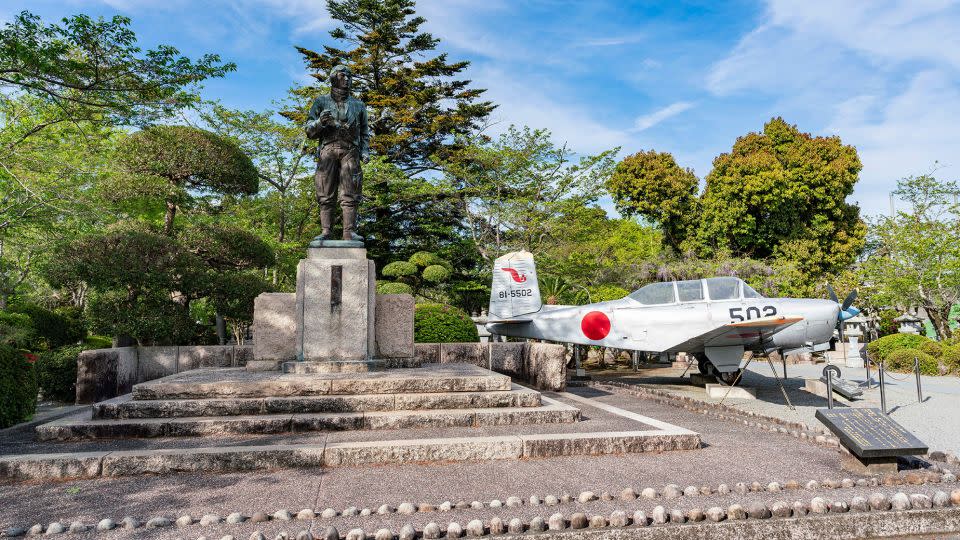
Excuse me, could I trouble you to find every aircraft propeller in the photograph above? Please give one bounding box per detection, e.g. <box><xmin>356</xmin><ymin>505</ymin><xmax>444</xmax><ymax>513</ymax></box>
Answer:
<box><xmin>827</xmin><ymin>284</ymin><xmax>860</xmax><ymax>347</ymax></box>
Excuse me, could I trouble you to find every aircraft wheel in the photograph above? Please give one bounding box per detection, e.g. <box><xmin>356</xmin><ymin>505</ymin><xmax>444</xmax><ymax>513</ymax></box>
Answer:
<box><xmin>696</xmin><ymin>356</ymin><xmax>709</xmax><ymax>375</ymax></box>
<box><xmin>714</xmin><ymin>369</ymin><xmax>742</xmax><ymax>386</ymax></box>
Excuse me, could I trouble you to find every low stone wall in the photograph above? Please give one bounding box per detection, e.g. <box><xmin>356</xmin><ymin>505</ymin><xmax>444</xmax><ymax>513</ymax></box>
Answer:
<box><xmin>76</xmin><ymin>345</ymin><xmax>253</xmax><ymax>404</ymax></box>
<box><xmin>414</xmin><ymin>342</ymin><xmax>567</xmax><ymax>391</ymax></box>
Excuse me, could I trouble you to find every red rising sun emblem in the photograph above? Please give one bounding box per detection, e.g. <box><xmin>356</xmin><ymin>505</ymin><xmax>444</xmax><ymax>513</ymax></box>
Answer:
<box><xmin>581</xmin><ymin>311</ymin><xmax>611</xmax><ymax>340</ymax></box>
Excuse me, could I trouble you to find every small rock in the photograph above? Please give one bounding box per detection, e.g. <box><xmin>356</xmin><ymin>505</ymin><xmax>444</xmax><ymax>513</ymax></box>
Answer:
<box><xmin>346</xmin><ymin>530</ymin><xmax>364</xmax><ymax>540</ymax></box>
<box><xmin>750</xmin><ymin>481</ymin><xmax>763</xmax><ymax>492</ymax></box>
<box><xmin>669</xmin><ymin>509</ymin><xmax>686</xmax><ymax>524</ymax></box>
<box><xmin>528</xmin><ymin>517</ymin><xmax>546</xmax><ymax>533</ymax></box>
<box><xmin>322</xmin><ymin>528</ymin><xmax>339</xmax><ymax>540</ymax></box>
<box><xmin>830</xmin><ymin>500</ymin><xmax>849</xmax><ymax>513</ymax></box>
<box><xmin>121</xmin><ymin>517</ymin><xmax>138</xmax><ymax>530</ymax></box>
<box><xmin>273</xmin><ymin>510</ymin><xmax>293</xmax><ymax>521</ymax></box>
<box><xmin>632</xmin><ymin>510</ymin><xmax>648</xmax><ymax>527</ymax></box>
<box><xmin>68</xmin><ymin>522</ymin><xmax>87</xmax><ymax>534</ymax></box>
<box><xmin>747</xmin><ymin>502</ymin><xmax>771</xmax><ymax>519</ymax></box>
<box><xmin>589</xmin><ymin>515</ymin><xmax>606</xmax><ymax>528</ymax></box>
<box><xmin>466</xmin><ymin>519</ymin><xmax>484</xmax><ymax>537</ymax></box>
<box><xmin>577</xmin><ymin>491</ymin><xmax>597</xmax><ymax>503</ymax></box>
<box><xmin>904</xmin><ymin>472</ymin><xmax>924</xmax><ymax>485</ymax></box>
<box><xmin>250</xmin><ymin>533</ymin><xmax>268</xmax><ymax>540</ymax></box>
<box><xmin>469</xmin><ymin>501</ymin><xmax>482</xmax><ymax>510</ymax></box>
<box><xmin>446</xmin><ymin>522</ymin><xmax>462</xmax><ymax>539</ymax></box>
<box><xmin>771</xmin><ymin>501</ymin><xmax>791</xmax><ymax>518</ymax></box>
<box><xmin>176</xmin><ymin>515</ymin><xmax>194</xmax><ymax>527</ymax></box>
<box><xmin>296</xmin><ymin>509</ymin><xmax>315</xmax><ymax>520</ymax></box>
<box><xmin>869</xmin><ymin>493</ymin><xmax>891</xmax><ymax>511</ymax></box>
<box><xmin>641</xmin><ymin>488</ymin><xmax>657</xmax><ymax>499</ymax></box>
<box><xmin>528</xmin><ymin>495</ymin><xmax>541</xmax><ymax>506</ymax></box>
<box><xmin>850</xmin><ymin>496</ymin><xmax>869</xmax><ymax>512</ymax></box>
<box><xmin>399</xmin><ymin>524</ymin><xmax>415</xmax><ymax>540</ymax></box>
<box><xmin>856</xmin><ymin>479</ymin><xmax>869</xmax><ymax>487</ymax></box>
<box><xmin>609</xmin><ymin>510</ymin><xmax>628</xmax><ymax>527</ymax></box>
<box><xmin>951</xmin><ymin>489</ymin><xmax>960</xmax><ymax>506</ymax></box>
<box><xmin>418</xmin><ymin>503</ymin><xmax>435</xmax><ymax>513</ymax></box>
<box><xmin>506</xmin><ymin>496</ymin><xmax>522</xmax><ymax>508</ymax></box>
<box><xmin>508</xmin><ymin>518</ymin><xmax>524</xmax><ymax>534</ymax></box>
<box><xmin>487</xmin><ymin>500</ymin><xmax>501</xmax><ymax>509</ymax></box>
<box><xmin>683</xmin><ymin>485</ymin><xmax>699</xmax><ymax>497</ymax></box>
<box><xmin>805</xmin><ymin>480</ymin><xmax>820</xmax><ymax>490</ymax></box>
<box><xmin>933</xmin><ymin>491</ymin><xmax>950</xmax><ymax>507</ymax></box>
<box><xmin>397</xmin><ymin>503</ymin><xmax>416</xmax><ymax>515</ymax></box>
<box><xmin>489</xmin><ymin>517</ymin><xmax>504</xmax><ymax>535</ymax></box>
<box><xmin>734</xmin><ymin>482</ymin><xmax>748</xmax><ymax>495</ymax></box>
<box><xmin>717</xmin><ymin>484</ymin><xmax>730</xmax><ymax>495</ymax></box>
<box><xmin>27</xmin><ymin>524</ymin><xmax>43</xmax><ymax>536</ymax></box>
<box><xmin>891</xmin><ymin>492</ymin><xmax>911</xmax><ymax>511</ymax></box>
<box><xmin>544</xmin><ymin>495</ymin><xmax>559</xmax><ymax>506</ymax></box>
<box><xmin>146</xmin><ymin>517</ymin><xmax>171</xmax><ymax>528</ymax></box>
<box><xmin>374</xmin><ymin>529</ymin><xmax>392</xmax><ymax>540</ymax></box>
<box><xmin>793</xmin><ymin>501</ymin><xmax>809</xmax><ymax>516</ymax></box>
<box><xmin>601</xmin><ymin>491</ymin><xmax>614</xmax><ymax>501</ymax></box>
<box><xmin>706</xmin><ymin>507</ymin><xmax>725</xmax><ymax>522</ymax></box>
<box><xmin>663</xmin><ymin>484</ymin><xmax>682</xmax><ymax>499</ymax></box>
<box><xmin>727</xmin><ymin>504</ymin><xmax>747</xmax><ymax>520</ymax></box>
<box><xmin>223</xmin><ymin>536</ymin><xmax>238</xmax><ymax>540</ymax></box>
<box><xmin>227</xmin><ymin>513</ymin><xmax>246</xmax><ymax>524</ymax></box>
<box><xmin>252</xmin><ymin>512</ymin><xmax>271</xmax><ymax>523</ymax></box>
<box><xmin>841</xmin><ymin>478</ymin><xmax>855</xmax><ymax>488</ymax></box>
<box><xmin>699</xmin><ymin>485</ymin><xmax>712</xmax><ymax>495</ymax></box>
<box><xmin>454</xmin><ymin>501</ymin><xmax>469</xmax><ymax>510</ymax></box>
<box><xmin>784</xmin><ymin>480</ymin><xmax>800</xmax><ymax>490</ymax></box>
<box><xmin>767</xmin><ymin>482</ymin><xmax>781</xmax><ymax>493</ymax></box>
<box><xmin>423</xmin><ymin>523</ymin><xmax>441</xmax><ymax>540</ymax></box>
<box><xmin>96</xmin><ymin>519</ymin><xmax>116</xmax><ymax>531</ymax></box>
<box><xmin>687</xmin><ymin>508</ymin><xmax>705</xmax><ymax>522</ymax></box>
<box><xmin>438</xmin><ymin>502</ymin><xmax>451</xmax><ymax>512</ymax></box>
<box><xmin>810</xmin><ymin>497</ymin><xmax>830</xmax><ymax>514</ymax></box>
<box><xmin>343</xmin><ymin>507</ymin><xmax>359</xmax><ymax>517</ymax></box>
<box><xmin>910</xmin><ymin>494</ymin><xmax>932</xmax><ymax>509</ymax></box>
<box><xmin>45</xmin><ymin>523</ymin><xmax>65</xmax><ymax>535</ymax></box>
<box><xmin>376</xmin><ymin>504</ymin><xmax>394</xmax><ymax>515</ymax></box>
<box><xmin>569</xmin><ymin>513</ymin><xmax>588</xmax><ymax>529</ymax></box>
<box><xmin>548</xmin><ymin>513</ymin><xmax>566</xmax><ymax>531</ymax></box>
<box><xmin>202</xmin><ymin>514</ymin><xmax>222</xmax><ymax>526</ymax></box>
<box><xmin>651</xmin><ymin>506</ymin><xmax>668</xmax><ymax>524</ymax></box>
<box><xmin>560</xmin><ymin>493</ymin><xmax>572</xmax><ymax>503</ymax></box>
<box><xmin>3</xmin><ymin>527</ymin><xmax>26</xmax><ymax>537</ymax></box>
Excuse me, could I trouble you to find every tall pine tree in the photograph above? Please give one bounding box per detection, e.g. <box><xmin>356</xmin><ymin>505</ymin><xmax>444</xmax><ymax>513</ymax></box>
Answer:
<box><xmin>288</xmin><ymin>0</ymin><xmax>495</xmax><ymax>267</ymax></box>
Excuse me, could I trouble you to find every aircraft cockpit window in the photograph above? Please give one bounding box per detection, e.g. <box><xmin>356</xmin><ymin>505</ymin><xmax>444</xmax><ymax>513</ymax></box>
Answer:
<box><xmin>677</xmin><ymin>280</ymin><xmax>704</xmax><ymax>302</ymax></box>
<box><xmin>628</xmin><ymin>282</ymin><xmax>677</xmax><ymax>305</ymax></box>
<box><xmin>742</xmin><ymin>283</ymin><xmax>763</xmax><ymax>298</ymax></box>
<box><xmin>705</xmin><ymin>277</ymin><xmax>740</xmax><ymax>300</ymax></box>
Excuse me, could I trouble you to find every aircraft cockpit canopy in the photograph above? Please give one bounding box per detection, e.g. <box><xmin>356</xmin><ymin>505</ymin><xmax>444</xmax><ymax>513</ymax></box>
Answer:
<box><xmin>627</xmin><ymin>277</ymin><xmax>764</xmax><ymax>305</ymax></box>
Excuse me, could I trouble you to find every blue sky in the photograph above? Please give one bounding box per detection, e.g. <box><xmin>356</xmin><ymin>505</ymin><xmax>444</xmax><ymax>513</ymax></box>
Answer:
<box><xmin>5</xmin><ymin>0</ymin><xmax>960</xmax><ymax>216</ymax></box>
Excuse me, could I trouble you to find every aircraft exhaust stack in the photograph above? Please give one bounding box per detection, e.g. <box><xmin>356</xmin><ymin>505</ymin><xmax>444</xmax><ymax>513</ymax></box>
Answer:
<box><xmin>489</xmin><ymin>250</ymin><xmax>542</xmax><ymax>320</ymax></box>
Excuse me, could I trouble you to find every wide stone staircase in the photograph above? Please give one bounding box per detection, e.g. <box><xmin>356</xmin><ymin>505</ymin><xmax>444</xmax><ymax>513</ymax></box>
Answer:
<box><xmin>36</xmin><ymin>364</ymin><xmax>581</xmax><ymax>441</ymax></box>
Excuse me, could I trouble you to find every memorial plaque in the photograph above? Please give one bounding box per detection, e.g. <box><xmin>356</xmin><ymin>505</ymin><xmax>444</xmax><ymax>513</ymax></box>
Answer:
<box><xmin>818</xmin><ymin>376</ymin><xmax>863</xmax><ymax>400</ymax></box>
<box><xmin>815</xmin><ymin>408</ymin><xmax>927</xmax><ymax>458</ymax></box>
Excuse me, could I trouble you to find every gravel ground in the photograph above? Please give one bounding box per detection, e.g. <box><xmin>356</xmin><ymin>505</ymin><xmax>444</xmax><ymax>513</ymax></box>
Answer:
<box><xmin>590</xmin><ymin>360</ymin><xmax>960</xmax><ymax>455</ymax></box>
<box><xmin>4</xmin><ymin>385</ymin><xmax>946</xmax><ymax>537</ymax></box>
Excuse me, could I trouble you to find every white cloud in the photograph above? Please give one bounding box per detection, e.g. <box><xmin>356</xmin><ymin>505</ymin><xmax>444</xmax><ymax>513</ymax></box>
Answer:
<box><xmin>632</xmin><ymin>101</ymin><xmax>694</xmax><ymax>132</ymax></box>
<box><xmin>578</xmin><ymin>34</ymin><xmax>646</xmax><ymax>47</ymax></box>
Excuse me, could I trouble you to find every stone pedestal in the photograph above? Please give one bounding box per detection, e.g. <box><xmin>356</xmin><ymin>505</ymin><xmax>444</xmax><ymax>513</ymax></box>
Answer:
<box><xmin>296</xmin><ymin>247</ymin><xmax>376</xmax><ymax>365</ymax></box>
<box><xmin>840</xmin><ymin>453</ymin><xmax>898</xmax><ymax>475</ymax></box>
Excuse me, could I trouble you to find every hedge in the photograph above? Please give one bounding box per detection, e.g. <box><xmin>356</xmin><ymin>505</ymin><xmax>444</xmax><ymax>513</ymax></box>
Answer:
<box><xmin>885</xmin><ymin>348</ymin><xmax>939</xmax><ymax>375</ymax></box>
<box><xmin>0</xmin><ymin>345</ymin><xmax>37</xmax><ymax>428</ymax></box>
<box><xmin>376</xmin><ymin>282</ymin><xmax>413</xmax><ymax>295</ymax></box>
<box><xmin>866</xmin><ymin>333</ymin><xmax>931</xmax><ymax>363</ymax></box>
<box><xmin>10</xmin><ymin>303</ymin><xmax>85</xmax><ymax>350</ymax></box>
<box><xmin>36</xmin><ymin>345</ymin><xmax>88</xmax><ymax>403</ymax></box>
<box><xmin>414</xmin><ymin>303</ymin><xmax>479</xmax><ymax>343</ymax></box>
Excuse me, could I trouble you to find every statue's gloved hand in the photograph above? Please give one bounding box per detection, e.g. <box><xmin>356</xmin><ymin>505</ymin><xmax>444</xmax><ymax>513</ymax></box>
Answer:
<box><xmin>305</xmin><ymin>119</ymin><xmax>322</xmax><ymax>139</ymax></box>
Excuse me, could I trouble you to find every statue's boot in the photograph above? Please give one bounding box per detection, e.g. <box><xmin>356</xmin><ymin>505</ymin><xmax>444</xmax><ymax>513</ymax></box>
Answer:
<box><xmin>342</xmin><ymin>206</ymin><xmax>365</xmax><ymax>242</ymax></box>
<box><xmin>317</xmin><ymin>207</ymin><xmax>334</xmax><ymax>241</ymax></box>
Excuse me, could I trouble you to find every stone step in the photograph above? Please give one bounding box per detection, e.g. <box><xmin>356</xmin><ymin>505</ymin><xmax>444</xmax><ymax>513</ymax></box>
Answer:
<box><xmin>93</xmin><ymin>385</ymin><xmax>542</xmax><ymax>419</ymax></box>
<box><xmin>132</xmin><ymin>364</ymin><xmax>512</xmax><ymax>400</ymax></box>
<box><xmin>36</xmin><ymin>401</ymin><xmax>581</xmax><ymax>441</ymax></box>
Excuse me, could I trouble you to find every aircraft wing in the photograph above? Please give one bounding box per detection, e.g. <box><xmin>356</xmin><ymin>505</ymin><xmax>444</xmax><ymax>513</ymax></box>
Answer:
<box><xmin>666</xmin><ymin>315</ymin><xmax>804</xmax><ymax>352</ymax></box>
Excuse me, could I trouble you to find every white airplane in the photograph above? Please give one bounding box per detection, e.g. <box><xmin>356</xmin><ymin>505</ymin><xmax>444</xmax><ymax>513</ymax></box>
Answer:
<box><xmin>486</xmin><ymin>251</ymin><xmax>860</xmax><ymax>385</ymax></box>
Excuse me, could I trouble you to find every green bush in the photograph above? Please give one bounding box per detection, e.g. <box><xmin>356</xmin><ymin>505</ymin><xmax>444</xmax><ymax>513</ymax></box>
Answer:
<box><xmin>0</xmin><ymin>345</ymin><xmax>37</xmax><ymax>428</ymax></box>
<box><xmin>942</xmin><ymin>346</ymin><xmax>960</xmax><ymax>374</ymax></box>
<box><xmin>866</xmin><ymin>333</ymin><xmax>932</xmax><ymax>363</ymax></box>
<box><xmin>87</xmin><ymin>290</ymin><xmax>196</xmax><ymax>345</ymax></box>
<box><xmin>0</xmin><ymin>311</ymin><xmax>34</xmax><ymax>348</ymax></box>
<box><xmin>422</xmin><ymin>264</ymin><xmax>451</xmax><ymax>283</ymax></box>
<box><xmin>376</xmin><ymin>281</ymin><xmax>413</xmax><ymax>295</ymax></box>
<box><xmin>919</xmin><ymin>340</ymin><xmax>944</xmax><ymax>358</ymax></box>
<box><xmin>414</xmin><ymin>303</ymin><xmax>479</xmax><ymax>343</ymax></box>
<box><xmin>885</xmin><ymin>348</ymin><xmax>938</xmax><ymax>375</ymax></box>
<box><xmin>84</xmin><ymin>335</ymin><xmax>113</xmax><ymax>349</ymax></box>
<box><xmin>10</xmin><ymin>303</ymin><xmax>85</xmax><ymax>349</ymax></box>
<box><xmin>382</xmin><ymin>261</ymin><xmax>418</xmax><ymax>278</ymax></box>
<box><xmin>587</xmin><ymin>284</ymin><xmax>630</xmax><ymax>303</ymax></box>
<box><xmin>409</xmin><ymin>251</ymin><xmax>443</xmax><ymax>268</ymax></box>
<box><xmin>36</xmin><ymin>345</ymin><xmax>90</xmax><ymax>403</ymax></box>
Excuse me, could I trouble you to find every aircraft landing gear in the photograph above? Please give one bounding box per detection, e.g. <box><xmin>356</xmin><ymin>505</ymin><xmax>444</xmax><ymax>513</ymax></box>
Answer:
<box><xmin>695</xmin><ymin>354</ymin><xmax>742</xmax><ymax>386</ymax></box>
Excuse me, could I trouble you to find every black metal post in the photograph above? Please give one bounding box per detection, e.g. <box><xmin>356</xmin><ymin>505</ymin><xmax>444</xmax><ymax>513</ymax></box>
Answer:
<box><xmin>865</xmin><ymin>354</ymin><xmax>872</xmax><ymax>389</ymax></box>
<box><xmin>823</xmin><ymin>365</ymin><xmax>840</xmax><ymax>409</ymax></box>
<box><xmin>879</xmin><ymin>361</ymin><xmax>887</xmax><ymax>415</ymax></box>
<box><xmin>914</xmin><ymin>356</ymin><xmax>923</xmax><ymax>403</ymax></box>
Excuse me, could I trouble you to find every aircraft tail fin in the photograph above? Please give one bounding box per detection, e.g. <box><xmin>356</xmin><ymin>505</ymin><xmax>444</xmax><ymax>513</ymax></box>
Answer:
<box><xmin>489</xmin><ymin>250</ymin><xmax>542</xmax><ymax>320</ymax></box>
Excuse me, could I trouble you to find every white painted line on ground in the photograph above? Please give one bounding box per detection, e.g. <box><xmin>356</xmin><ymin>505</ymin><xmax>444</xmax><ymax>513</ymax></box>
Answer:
<box><xmin>554</xmin><ymin>391</ymin><xmax>698</xmax><ymax>434</ymax></box>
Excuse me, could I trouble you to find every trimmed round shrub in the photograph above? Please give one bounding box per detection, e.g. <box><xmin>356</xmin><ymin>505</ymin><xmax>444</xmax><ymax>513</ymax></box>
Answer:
<box><xmin>414</xmin><ymin>303</ymin><xmax>479</xmax><ymax>343</ymax></box>
<box><xmin>376</xmin><ymin>281</ymin><xmax>413</xmax><ymax>295</ymax></box>
<box><xmin>885</xmin><ymin>348</ymin><xmax>938</xmax><ymax>375</ymax></box>
<box><xmin>408</xmin><ymin>251</ymin><xmax>443</xmax><ymax>268</ymax></box>
<box><xmin>84</xmin><ymin>335</ymin><xmax>113</xmax><ymax>349</ymax></box>
<box><xmin>36</xmin><ymin>345</ymin><xmax>89</xmax><ymax>403</ymax></box>
<box><xmin>0</xmin><ymin>345</ymin><xmax>37</xmax><ymax>428</ymax></box>
<box><xmin>382</xmin><ymin>261</ymin><xmax>418</xmax><ymax>278</ymax></box>
<box><xmin>919</xmin><ymin>340</ymin><xmax>943</xmax><ymax>358</ymax></box>
<box><xmin>866</xmin><ymin>333</ymin><xmax>932</xmax><ymax>363</ymax></box>
<box><xmin>0</xmin><ymin>311</ymin><xmax>33</xmax><ymax>348</ymax></box>
<box><xmin>942</xmin><ymin>346</ymin><xmax>960</xmax><ymax>374</ymax></box>
<box><xmin>11</xmin><ymin>304</ymin><xmax>85</xmax><ymax>349</ymax></box>
<box><xmin>422</xmin><ymin>264</ymin><xmax>451</xmax><ymax>283</ymax></box>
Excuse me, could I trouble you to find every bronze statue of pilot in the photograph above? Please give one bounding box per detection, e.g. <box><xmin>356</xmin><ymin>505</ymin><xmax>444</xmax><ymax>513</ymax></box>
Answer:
<box><xmin>305</xmin><ymin>65</ymin><xmax>370</xmax><ymax>242</ymax></box>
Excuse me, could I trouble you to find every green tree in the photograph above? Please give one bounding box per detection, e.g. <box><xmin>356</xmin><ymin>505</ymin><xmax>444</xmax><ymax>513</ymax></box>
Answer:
<box><xmin>861</xmin><ymin>174</ymin><xmax>960</xmax><ymax>340</ymax></box>
<box><xmin>607</xmin><ymin>150</ymin><xmax>698</xmax><ymax>251</ymax></box>
<box><xmin>694</xmin><ymin>117</ymin><xmax>865</xmax><ymax>276</ymax></box>
<box><xmin>116</xmin><ymin>125</ymin><xmax>258</xmax><ymax>235</ymax></box>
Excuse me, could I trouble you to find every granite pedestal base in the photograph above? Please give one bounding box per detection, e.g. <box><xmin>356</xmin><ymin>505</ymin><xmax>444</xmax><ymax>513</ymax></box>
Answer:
<box><xmin>840</xmin><ymin>452</ymin><xmax>898</xmax><ymax>475</ymax></box>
